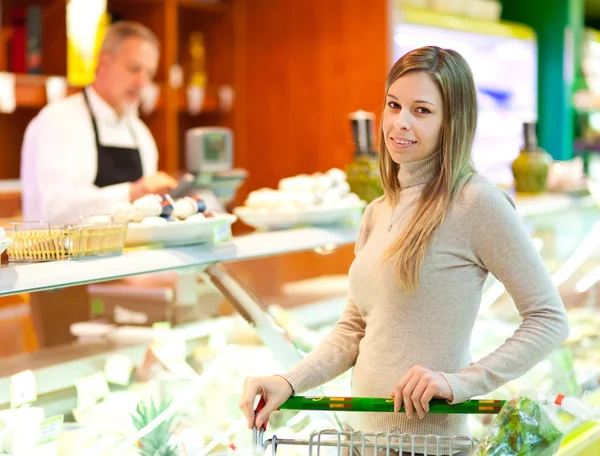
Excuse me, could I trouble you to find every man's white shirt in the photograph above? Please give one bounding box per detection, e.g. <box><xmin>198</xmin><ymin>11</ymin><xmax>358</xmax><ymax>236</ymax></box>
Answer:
<box><xmin>20</xmin><ymin>86</ymin><xmax>158</xmax><ymax>225</ymax></box>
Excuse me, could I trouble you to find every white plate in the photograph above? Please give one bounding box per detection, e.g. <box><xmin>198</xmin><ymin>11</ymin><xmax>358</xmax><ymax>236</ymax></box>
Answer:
<box><xmin>0</xmin><ymin>238</ymin><xmax>13</xmax><ymax>256</ymax></box>
<box><xmin>233</xmin><ymin>202</ymin><xmax>366</xmax><ymax>231</ymax></box>
<box><xmin>125</xmin><ymin>214</ymin><xmax>237</xmax><ymax>247</ymax></box>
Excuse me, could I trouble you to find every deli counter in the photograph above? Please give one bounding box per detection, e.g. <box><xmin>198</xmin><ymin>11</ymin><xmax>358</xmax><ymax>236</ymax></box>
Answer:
<box><xmin>0</xmin><ymin>194</ymin><xmax>599</xmax><ymax>455</ymax></box>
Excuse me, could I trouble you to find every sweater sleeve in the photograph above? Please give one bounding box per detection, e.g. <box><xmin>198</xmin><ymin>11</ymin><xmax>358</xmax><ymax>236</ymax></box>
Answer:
<box><xmin>281</xmin><ymin>201</ymin><xmax>377</xmax><ymax>394</ymax></box>
<box><xmin>442</xmin><ymin>187</ymin><xmax>570</xmax><ymax>404</ymax></box>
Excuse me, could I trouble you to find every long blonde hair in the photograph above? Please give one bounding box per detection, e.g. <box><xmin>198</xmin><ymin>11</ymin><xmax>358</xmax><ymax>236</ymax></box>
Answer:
<box><xmin>379</xmin><ymin>46</ymin><xmax>478</xmax><ymax>292</ymax></box>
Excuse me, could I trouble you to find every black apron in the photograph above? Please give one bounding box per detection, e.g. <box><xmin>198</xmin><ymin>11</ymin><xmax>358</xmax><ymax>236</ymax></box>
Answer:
<box><xmin>82</xmin><ymin>87</ymin><xmax>143</xmax><ymax>188</ymax></box>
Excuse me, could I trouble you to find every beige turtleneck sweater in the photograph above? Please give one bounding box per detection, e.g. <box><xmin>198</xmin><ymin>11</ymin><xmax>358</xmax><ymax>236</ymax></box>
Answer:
<box><xmin>281</xmin><ymin>152</ymin><xmax>569</xmax><ymax>440</ymax></box>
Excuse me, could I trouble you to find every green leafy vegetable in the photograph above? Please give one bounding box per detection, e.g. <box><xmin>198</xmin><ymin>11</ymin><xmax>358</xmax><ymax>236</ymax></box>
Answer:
<box><xmin>472</xmin><ymin>396</ymin><xmax>564</xmax><ymax>456</ymax></box>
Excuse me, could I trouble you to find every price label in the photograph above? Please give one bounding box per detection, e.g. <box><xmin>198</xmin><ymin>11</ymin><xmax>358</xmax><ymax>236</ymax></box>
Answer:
<box><xmin>37</xmin><ymin>414</ymin><xmax>64</xmax><ymax>446</ymax></box>
<box><xmin>10</xmin><ymin>370</ymin><xmax>37</xmax><ymax>408</ymax></box>
<box><xmin>212</xmin><ymin>221</ymin><xmax>232</xmax><ymax>245</ymax></box>
<box><xmin>104</xmin><ymin>354</ymin><xmax>133</xmax><ymax>386</ymax></box>
<box><xmin>75</xmin><ymin>373</ymin><xmax>109</xmax><ymax>412</ymax></box>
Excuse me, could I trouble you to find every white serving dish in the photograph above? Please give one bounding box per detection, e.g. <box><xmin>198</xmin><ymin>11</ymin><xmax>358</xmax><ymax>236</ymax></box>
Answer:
<box><xmin>125</xmin><ymin>213</ymin><xmax>237</xmax><ymax>247</ymax></box>
<box><xmin>233</xmin><ymin>201</ymin><xmax>366</xmax><ymax>231</ymax></box>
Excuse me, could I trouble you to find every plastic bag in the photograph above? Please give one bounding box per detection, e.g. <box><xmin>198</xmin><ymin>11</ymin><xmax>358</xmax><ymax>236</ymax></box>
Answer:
<box><xmin>471</xmin><ymin>395</ymin><xmax>564</xmax><ymax>456</ymax></box>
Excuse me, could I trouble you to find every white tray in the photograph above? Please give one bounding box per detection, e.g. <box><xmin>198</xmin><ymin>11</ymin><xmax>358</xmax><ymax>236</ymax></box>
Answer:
<box><xmin>125</xmin><ymin>214</ymin><xmax>237</xmax><ymax>247</ymax></box>
<box><xmin>233</xmin><ymin>202</ymin><xmax>366</xmax><ymax>231</ymax></box>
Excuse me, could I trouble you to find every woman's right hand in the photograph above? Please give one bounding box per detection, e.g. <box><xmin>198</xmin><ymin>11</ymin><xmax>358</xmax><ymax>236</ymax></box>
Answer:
<box><xmin>240</xmin><ymin>375</ymin><xmax>294</xmax><ymax>429</ymax></box>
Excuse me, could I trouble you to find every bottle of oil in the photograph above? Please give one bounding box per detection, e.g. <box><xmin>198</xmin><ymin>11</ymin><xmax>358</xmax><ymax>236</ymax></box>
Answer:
<box><xmin>345</xmin><ymin>110</ymin><xmax>384</xmax><ymax>202</ymax></box>
<box><xmin>189</xmin><ymin>31</ymin><xmax>207</xmax><ymax>88</ymax></box>
<box><xmin>511</xmin><ymin>122</ymin><xmax>553</xmax><ymax>193</ymax></box>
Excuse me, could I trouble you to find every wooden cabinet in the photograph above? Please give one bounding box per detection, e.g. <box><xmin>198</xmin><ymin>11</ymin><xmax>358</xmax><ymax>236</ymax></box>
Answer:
<box><xmin>0</xmin><ymin>0</ymin><xmax>236</xmax><ymax>182</ymax></box>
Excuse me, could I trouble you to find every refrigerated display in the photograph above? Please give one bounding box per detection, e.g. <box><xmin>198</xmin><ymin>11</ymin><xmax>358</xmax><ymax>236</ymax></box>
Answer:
<box><xmin>0</xmin><ymin>196</ymin><xmax>599</xmax><ymax>454</ymax></box>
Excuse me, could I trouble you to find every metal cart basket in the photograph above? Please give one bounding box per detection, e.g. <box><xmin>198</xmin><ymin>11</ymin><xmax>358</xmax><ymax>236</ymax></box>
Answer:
<box><xmin>251</xmin><ymin>395</ymin><xmax>508</xmax><ymax>456</ymax></box>
<box><xmin>253</xmin><ymin>426</ymin><xmax>478</xmax><ymax>456</ymax></box>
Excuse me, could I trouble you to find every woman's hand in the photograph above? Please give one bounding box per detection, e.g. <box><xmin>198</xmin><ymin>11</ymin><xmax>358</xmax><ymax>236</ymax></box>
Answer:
<box><xmin>391</xmin><ymin>365</ymin><xmax>453</xmax><ymax>419</ymax></box>
<box><xmin>239</xmin><ymin>375</ymin><xmax>294</xmax><ymax>429</ymax></box>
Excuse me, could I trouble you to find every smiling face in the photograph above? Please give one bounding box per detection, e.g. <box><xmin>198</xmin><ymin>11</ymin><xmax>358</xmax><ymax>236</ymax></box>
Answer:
<box><xmin>382</xmin><ymin>71</ymin><xmax>444</xmax><ymax>165</ymax></box>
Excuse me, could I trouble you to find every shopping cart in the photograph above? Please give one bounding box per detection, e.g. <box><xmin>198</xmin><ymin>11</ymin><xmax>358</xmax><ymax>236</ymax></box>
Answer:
<box><xmin>252</xmin><ymin>396</ymin><xmax>506</xmax><ymax>456</ymax></box>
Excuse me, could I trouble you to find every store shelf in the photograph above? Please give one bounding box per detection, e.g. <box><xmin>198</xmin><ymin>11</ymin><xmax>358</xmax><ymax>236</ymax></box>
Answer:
<box><xmin>0</xmin><ymin>193</ymin><xmax>592</xmax><ymax>297</ymax></box>
<box><xmin>12</xmin><ymin>74</ymin><xmax>79</xmax><ymax>109</ymax></box>
<box><xmin>0</xmin><ymin>342</ymin><xmax>146</xmax><ymax>409</ymax></box>
<box><xmin>7</xmin><ymin>74</ymin><xmax>228</xmax><ymax>114</ymax></box>
<box><xmin>174</xmin><ymin>85</ymin><xmax>230</xmax><ymax>114</ymax></box>
<box><xmin>177</xmin><ymin>0</ymin><xmax>231</xmax><ymax>12</ymax></box>
<box><xmin>0</xmin><ymin>319</ymin><xmax>221</xmax><ymax>410</ymax></box>
<box><xmin>0</xmin><ymin>226</ymin><xmax>359</xmax><ymax>297</ymax></box>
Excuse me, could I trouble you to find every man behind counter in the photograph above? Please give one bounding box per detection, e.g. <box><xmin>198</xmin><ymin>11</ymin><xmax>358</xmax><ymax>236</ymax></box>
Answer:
<box><xmin>21</xmin><ymin>20</ymin><xmax>177</xmax><ymax>225</ymax></box>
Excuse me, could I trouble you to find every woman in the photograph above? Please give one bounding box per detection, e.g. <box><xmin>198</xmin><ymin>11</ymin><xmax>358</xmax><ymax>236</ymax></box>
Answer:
<box><xmin>240</xmin><ymin>46</ymin><xmax>569</xmax><ymax>453</ymax></box>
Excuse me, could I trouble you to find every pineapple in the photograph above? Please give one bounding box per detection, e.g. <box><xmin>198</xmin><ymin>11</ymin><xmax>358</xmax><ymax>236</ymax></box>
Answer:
<box><xmin>130</xmin><ymin>398</ymin><xmax>181</xmax><ymax>456</ymax></box>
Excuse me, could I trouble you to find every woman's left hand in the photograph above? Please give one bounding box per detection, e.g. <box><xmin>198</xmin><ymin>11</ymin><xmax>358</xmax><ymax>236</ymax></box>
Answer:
<box><xmin>391</xmin><ymin>366</ymin><xmax>454</xmax><ymax>419</ymax></box>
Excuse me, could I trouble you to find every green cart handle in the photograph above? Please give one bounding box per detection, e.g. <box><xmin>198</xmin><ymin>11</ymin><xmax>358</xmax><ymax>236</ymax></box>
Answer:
<box><xmin>254</xmin><ymin>396</ymin><xmax>505</xmax><ymax>430</ymax></box>
<box><xmin>278</xmin><ymin>396</ymin><xmax>505</xmax><ymax>415</ymax></box>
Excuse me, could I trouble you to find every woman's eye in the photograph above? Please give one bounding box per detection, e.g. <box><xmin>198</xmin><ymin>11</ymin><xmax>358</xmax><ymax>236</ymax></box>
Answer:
<box><xmin>416</xmin><ymin>107</ymin><xmax>431</xmax><ymax>114</ymax></box>
<box><xmin>387</xmin><ymin>101</ymin><xmax>400</xmax><ymax>109</ymax></box>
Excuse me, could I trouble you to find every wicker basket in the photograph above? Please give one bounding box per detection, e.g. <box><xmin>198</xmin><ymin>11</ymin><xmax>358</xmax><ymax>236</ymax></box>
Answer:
<box><xmin>6</xmin><ymin>219</ymin><xmax>128</xmax><ymax>262</ymax></box>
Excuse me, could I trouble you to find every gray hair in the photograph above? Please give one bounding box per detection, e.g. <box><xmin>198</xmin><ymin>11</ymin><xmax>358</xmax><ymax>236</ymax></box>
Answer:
<box><xmin>100</xmin><ymin>20</ymin><xmax>160</xmax><ymax>54</ymax></box>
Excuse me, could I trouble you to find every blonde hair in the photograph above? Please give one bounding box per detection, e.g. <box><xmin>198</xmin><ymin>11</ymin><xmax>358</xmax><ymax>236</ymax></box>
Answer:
<box><xmin>100</xmin><ymin>20</ymin><xmax>160</xmax><ymax>54</ymax></box>
<box><xmin>379</xmin><ymin>46</ymin><xmax>478</xmax><ymax>292</ymax></box>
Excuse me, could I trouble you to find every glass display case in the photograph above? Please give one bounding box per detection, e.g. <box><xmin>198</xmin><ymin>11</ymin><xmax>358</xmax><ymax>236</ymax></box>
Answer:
<box><xmin>0</xmin><ymin>194</ymin><xmax>599</xmax><ymax>455</ymax></box>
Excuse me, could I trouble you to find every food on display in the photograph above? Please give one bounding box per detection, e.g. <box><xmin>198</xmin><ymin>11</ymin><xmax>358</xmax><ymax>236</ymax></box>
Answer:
<box><xmin>473</xmin><ymin>395</ymin><xmax>564</xmax><ymax>456</ymax></box>
<box><xmin>242</xmin><ymin>168</ymin><xmax>362</xmax><ymax>212</ymax></box>
<box><xmin>0</xmin><ymin>227</ymin><xmax>6</xmax><ymax>241</ymax></box>
<box><xmin>0</xmin><ymin>407</ymin><xmax>46</xmax><ymax>456</ymax></box>
<box><xmin>112</xmin><ymin>194</ymin><xmax>213</xmax><ymax>225</ymax></box>
<box><xmin>120</xmin><ymin>194</ymin><xmax>237</xmax><ymax>247</ymax></box>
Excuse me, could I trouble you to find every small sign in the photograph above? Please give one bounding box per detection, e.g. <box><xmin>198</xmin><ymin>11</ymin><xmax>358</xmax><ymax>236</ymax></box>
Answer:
<box><xmin>37</xmin><ymin>414</ymin><xmax>64</xmax><ymax>446</ymax></box>
<box><xmin>10</xmin><ymin>369</ymin><xmax>37</xmax><ymax>408</ymax></box>
<box><xmin>90</xmin><ymin>298</ymin><xmax>104</xmax><ymax>316</ymax></box>
<box><xmin>104</xmin><ymin>354</ymin><xmax>133</xmax><ymax>386</ymax></box>
<box><xmin>212</xmin><ymin>221</ymin><xmax>232</xmax><ymax>245</ymax></box>
<box><xmin>76</xmin><ymin>372</ymin><xmax>110</xmax><ymax>412</ymax></box>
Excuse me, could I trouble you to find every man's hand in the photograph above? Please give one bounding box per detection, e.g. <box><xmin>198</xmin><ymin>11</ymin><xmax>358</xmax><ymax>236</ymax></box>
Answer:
<box><xmin>129</xmin><ymin>172</ymin><xmax>178</xmax><ymax>201</ymax></box>
<box><xmin>391</xmin><ymin>365</ymin><xmax>454</xmax><ymax>419</ymax></box>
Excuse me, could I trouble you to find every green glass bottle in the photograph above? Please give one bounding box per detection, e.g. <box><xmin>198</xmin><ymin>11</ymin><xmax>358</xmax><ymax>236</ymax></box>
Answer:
<box><xmin>345</xmin><ymin>110</ymin><xmax>384</xmax><ymax>202</ymax></box>
<box><xmin>511</xmin><ymin>122</ymin><xmax>553</xmax><ymax>193</ymax></box>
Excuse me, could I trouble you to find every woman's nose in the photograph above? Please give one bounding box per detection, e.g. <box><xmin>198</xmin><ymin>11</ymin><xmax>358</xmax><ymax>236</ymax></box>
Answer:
<box><xmin>393</xmin><ymin>112</ymin><xmax>411</xmax><ymax>131</ymax></box>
